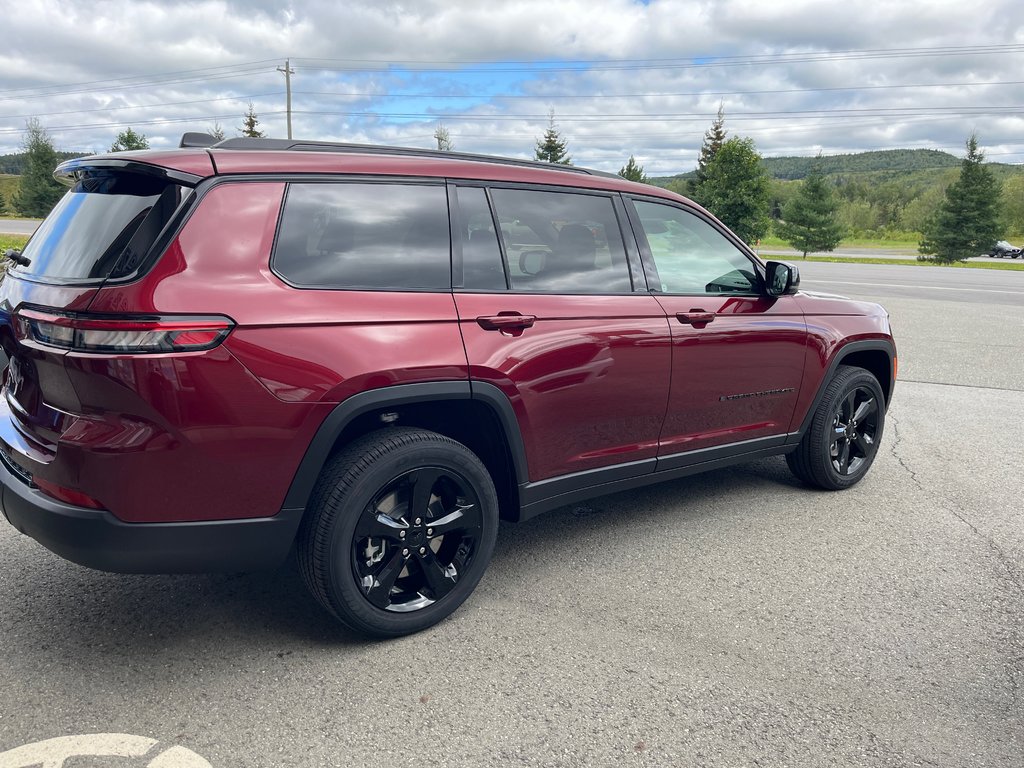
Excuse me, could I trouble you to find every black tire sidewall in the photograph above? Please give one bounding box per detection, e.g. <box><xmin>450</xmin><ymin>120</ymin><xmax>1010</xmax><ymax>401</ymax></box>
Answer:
<box><xmin>318</xmin><ymin>433</ymin><xmax>498</xmax><ymax>637</ymax></box>
<box><xmin>814</xmin><ymin>367</ymin><xmax>885</xmax><ymax>489</ymax></box>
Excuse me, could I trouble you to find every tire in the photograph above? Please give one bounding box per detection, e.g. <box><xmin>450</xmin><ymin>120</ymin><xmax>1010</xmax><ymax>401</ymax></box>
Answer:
<box><xmin>786</xmin><ymin>365</ymin><xmax>885</xmax><ymax>491</ymax></box>
<box><xmin>297</xmin><ymin>427</ymin><xmax>499</xmax><ymax>637</ymax></box>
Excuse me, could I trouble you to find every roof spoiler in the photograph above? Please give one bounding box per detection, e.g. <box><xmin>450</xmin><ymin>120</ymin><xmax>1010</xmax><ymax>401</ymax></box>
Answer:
<box><xmin>179</xmin><ymin>132</ymin><xmax>220</xmax><ymax>148</ymax></box>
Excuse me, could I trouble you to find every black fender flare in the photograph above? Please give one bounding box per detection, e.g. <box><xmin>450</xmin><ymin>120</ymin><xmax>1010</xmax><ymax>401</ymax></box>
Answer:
<box><xmin>281</xmin><ymin>380</ymin><xmax>529</xmax><ymax>511</ymax></box>
<box><xmin>789</xmin><ymin>339</ymin><xmax>896</xmax><ymax>442</ymax></box>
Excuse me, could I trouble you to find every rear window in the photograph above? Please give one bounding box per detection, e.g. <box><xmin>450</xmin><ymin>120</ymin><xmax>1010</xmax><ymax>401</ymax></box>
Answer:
<box><xmin>14</xmin><ymin>170</ymin><xmax>186</xmax><ymax>282</ymax></box>
<box><xmin>272</xmin><ymin>182</ymin><xmax>451</xmax><ymax>291</ymax></box>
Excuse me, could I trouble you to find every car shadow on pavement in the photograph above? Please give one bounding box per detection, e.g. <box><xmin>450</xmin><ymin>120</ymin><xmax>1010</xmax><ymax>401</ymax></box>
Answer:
<box><xmin>1</xmin><ymin>458</ymin><xmax>801</xmax><ymax>662</ymax></box>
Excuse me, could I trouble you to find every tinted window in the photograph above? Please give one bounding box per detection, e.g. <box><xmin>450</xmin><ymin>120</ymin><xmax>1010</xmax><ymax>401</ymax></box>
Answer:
<box><xmin>274</xmin><ymin>183</ymin><xmax>451</xmax><ymax>290</ymax></box>
<box><xmin>15</xmin><ymin>171</ymin><xmax>184</xmax><ymax>282</ymax></box>
<box><xmin>490</xmin><ymin>188</ymin><xmax>631</xmax><ymax>294</ymax></box>
<box><xmin>633</xmin><ymin>201</ymin><xmax>759</xmax><ymax>295</ymax></box>
<box><xmin>454</xmin><ymin>187</ymin><xmax>506</xmax><ymax>291</ymax></box>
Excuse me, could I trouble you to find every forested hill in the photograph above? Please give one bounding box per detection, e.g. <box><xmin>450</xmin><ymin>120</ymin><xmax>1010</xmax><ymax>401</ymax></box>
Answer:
<box><xmin>762</xmin><ymin>149</ymin><xmax>961</xmax><ymax>179</ymax></box>
<box><xmin>651</xmin><ymin>148</ymin><xmax>966</xmax><ymax>186</ymax></box>
<box><xmin>0</xmin><ymin>151</ymin><xmax>86</xmax><ymax>175</ymax></box>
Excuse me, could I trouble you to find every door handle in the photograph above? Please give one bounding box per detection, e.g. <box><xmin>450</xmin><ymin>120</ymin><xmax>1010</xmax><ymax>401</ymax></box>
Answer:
<box><xmin>476</xmin><ymin>313</ymin><xmax>537</xmax><ymax>333</ymax></box>
<box><xmin>675</xmin><ymin>310</ymin><xmax>716</xmax><ymax>326</ymax></box>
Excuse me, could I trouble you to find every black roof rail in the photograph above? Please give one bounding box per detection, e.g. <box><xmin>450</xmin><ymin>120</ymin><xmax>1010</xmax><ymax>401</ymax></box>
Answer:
<box><xmin>189</xmin><ymin>135</ymin><xmax>618</xmax><ymax>178</ymax></box>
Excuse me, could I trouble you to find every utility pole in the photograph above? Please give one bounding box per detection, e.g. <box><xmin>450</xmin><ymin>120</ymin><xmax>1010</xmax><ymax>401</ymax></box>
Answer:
<box><xmin>277</xmin><ymin>59</ymin><xmax>294</xmax><ymax>139</ymax></box>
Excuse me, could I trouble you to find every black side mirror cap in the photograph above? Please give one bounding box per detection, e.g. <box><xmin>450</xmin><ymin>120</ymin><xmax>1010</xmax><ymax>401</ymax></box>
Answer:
<box><xmin>765</xmin><ymin>261</ymin><xmax>800</xmax><ymax>296</ymax></box>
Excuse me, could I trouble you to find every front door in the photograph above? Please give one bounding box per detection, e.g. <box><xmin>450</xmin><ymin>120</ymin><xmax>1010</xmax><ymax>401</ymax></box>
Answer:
<box><xmin>625</xmin><ymin>198</ymin><xmax>807</xmax><ymax>465</ymax></box>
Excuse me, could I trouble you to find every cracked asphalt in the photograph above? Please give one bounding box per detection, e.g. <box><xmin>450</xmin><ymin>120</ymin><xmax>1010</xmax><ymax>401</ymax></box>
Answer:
<box><xmin>1</xmin><ymin>263</ymin><xmax>1022</xmax><ymax>767</ymax></box>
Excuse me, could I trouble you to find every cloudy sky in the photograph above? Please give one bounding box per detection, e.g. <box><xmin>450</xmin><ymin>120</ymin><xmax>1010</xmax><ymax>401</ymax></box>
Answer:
<box><xmin>1</xmin><ymin>0</ymin><xmax>1022</xmax><ymax>174</ymax></box>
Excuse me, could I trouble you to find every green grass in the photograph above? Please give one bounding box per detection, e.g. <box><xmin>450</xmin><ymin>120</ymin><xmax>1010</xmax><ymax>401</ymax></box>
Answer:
<box><xmin>795</xmin><ymin>255</ymin><xmax>1024</xmax><ymax>270</ymax></box>
<box><xmin>0</xmin><ymin>234</ymin><xmax>29</xmax><ymax>251</ymax></box>
<box><xmin>760</xmin><ymin>235</ymin><xmax>919</xmax><ymax>250</ymax></box>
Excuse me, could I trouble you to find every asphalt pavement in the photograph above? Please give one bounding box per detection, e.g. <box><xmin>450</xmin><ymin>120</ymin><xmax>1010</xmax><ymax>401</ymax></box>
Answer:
<box><xmin>0</xmin><ymin>218</ymin><xmax>40</xmax><ymax>236</ymax></box>
<box><xmin>1</xmin><ymin>262</ymin><xmax>1022</xmax><ymax>767</ymax></box>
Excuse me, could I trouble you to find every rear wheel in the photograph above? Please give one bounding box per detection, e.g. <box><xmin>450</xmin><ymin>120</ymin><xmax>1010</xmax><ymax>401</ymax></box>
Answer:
<box><xmin>298</xmin><ymin>428</ymin><xmax>498</xmax><ymax>637</ymax></box>
<box><xmin>787</xmin><ymin>365</ymin><xmax>885</xmax><ymax>490</ymax></box>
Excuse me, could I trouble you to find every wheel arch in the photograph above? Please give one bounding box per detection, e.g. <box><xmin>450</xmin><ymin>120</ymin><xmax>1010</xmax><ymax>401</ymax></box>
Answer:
<box><xmin>791</xmin><ymin>339</ymin><xmax>896</xmax><ymax>441</ymax></box>
<box><xmin>282</xmin><ymin>381</ymin><xmax>528</xmax><ymax>521</ymax></box>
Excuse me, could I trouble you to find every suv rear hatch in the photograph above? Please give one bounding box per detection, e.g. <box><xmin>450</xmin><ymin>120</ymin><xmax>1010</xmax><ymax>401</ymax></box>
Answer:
<box><xmin>0</xmin><ymin>159</ymin><xmax>202</xmax><ymax>475</ymax></box>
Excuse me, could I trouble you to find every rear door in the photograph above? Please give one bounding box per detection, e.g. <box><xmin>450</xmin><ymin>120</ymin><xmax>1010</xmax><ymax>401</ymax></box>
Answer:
<box><xmin>452</xmin><ymin>183</ymin><xmax>671</xmax><ymax>484</ymax></box>
<box><xmin>624</xmin><ymin>197</ymin><xmax>807</xmax><ymax>465</ymax></box>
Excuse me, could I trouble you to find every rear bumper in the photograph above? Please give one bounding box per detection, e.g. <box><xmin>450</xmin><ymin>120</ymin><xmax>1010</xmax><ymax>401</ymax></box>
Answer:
<box><xmin>0</xmin><ymin>457</ymin><xmax>303</xmax><ymax>574</ymax></box>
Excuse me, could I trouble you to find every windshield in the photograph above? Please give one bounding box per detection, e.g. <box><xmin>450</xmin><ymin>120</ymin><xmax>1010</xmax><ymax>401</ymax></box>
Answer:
<box><xmin>14</xmin><ymin>170</ymin><xmax>187</xmax><ymax>282</ymax></box>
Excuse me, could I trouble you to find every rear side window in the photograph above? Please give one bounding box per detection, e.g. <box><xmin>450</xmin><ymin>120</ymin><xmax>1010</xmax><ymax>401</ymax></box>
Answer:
<box><xmin>489</xmin><ymin>188</ymin><xmax>631</xmax><ymax>294</ymax></box>
<box><xmin>273</xmin><ymin>183</ymin><xmax>451</xmax><ymax>291</ymax></box>
<box><xmin>15</xmin><ymin>171</ymin><xmax>185</xmax><ymax>282</ymax></box>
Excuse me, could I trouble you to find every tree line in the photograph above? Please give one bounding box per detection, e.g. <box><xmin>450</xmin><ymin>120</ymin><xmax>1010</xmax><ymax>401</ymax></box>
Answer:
<box><xmin>3</xmin><ymin>105</ymin><xmax>1017</xmax><ymax>263</ymax></box>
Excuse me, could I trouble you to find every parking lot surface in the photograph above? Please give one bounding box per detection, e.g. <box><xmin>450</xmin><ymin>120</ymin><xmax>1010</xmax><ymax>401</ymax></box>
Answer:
<box><xmin>1</xmin><ymin>263</ymin><xmax>1022</xmax><ymax>767</ymax></box>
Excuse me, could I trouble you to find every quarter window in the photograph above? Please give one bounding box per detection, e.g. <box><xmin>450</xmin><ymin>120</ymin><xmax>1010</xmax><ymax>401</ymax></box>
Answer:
<box><xmin>490</xmin><ymin>188</ymin><xmax>632</xmax><ymax>294</ymax></box>
<box><xmin>273</xmin><ymin>183</ymin><xmax>451</xmax><ymax>291</ymax></box>
<box><xmin>633</xmin><ymin>201</ymin><xmax>759</xmax><ymax>295</ymax></box>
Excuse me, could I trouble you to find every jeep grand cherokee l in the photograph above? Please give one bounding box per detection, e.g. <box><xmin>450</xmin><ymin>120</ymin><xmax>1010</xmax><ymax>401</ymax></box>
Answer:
<box><xmin>0</xmin><ymin>135</ymin><xmax>896</xmax><ymax>637</ymax></box>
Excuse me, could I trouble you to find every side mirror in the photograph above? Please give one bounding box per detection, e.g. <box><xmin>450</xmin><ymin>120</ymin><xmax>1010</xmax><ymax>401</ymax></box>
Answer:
<box><xmin>765</xmin><ymin>261</ymin><xmax>800</xmax><ymax>296</ymax></box>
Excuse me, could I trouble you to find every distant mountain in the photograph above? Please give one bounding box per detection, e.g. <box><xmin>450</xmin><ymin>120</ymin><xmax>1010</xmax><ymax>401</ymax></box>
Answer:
<box><xmin>761</xmin><ymin>149</ymin><xmax>963</xmax><ymax>179</ymax></box>
<box><xmin>0</xmin><ymin>151</ymin><xmax>86</xmax><ymax>175</ymax></box>
<box><xmin>649</xmin><ymin>148</ymin><xmax>968</xmax><ymax>187</ymax></box>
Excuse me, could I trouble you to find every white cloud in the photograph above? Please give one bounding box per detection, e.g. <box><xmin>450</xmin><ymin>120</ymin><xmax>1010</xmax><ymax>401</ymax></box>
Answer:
<box><xmin>0</xmin><ymin>0</ymin><xmax>1022</xmax><ymax>172</ymax></box>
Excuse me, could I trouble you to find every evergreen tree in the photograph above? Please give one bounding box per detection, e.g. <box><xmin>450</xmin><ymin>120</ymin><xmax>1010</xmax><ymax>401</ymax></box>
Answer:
<box><xmin>11</xmin><ymin>119</ymin><xmax>65</xmax><ymax>218</ymax></box>
<box><xmin>534</xmin><ymin>110</ymin><xmax>571</xmax><ymax>165</ymax></box>
<box><xmin>776</xmin><ymin>161</ymin><xmax>844</xmax><ymax>257</ymax></box>
<box><xmin>208</xmin><ymin>121</ymin><xmax>226</xmax><ymax>141</ymax></box>
<box><xmin>701</xmin><ymin>137</ymin><xmax>771</xmax><ymax>244</ymax></box>
<box><xmin>240</xmin><ymin>102</ymin><xmax>265</xmax><ymax>138</ymax></box>
<box><xmin>109</xmin><ymin>127</ymin><xmax>149</xmax><ymax>152</ymax></box>
<box><xmin>618</xmin><ymin>155</ymin><xmax>647</xmax><ymax>183</ymax></box>
<box><xmin>691</xmin><ymin>102</ymin><xmax>726</xmax><ymax>204</ymax></box>
<box><xmin>434</xmin><ymin>124</ymin><xmax>453</xmax><ymax>151</ymax></box>
<box><xmin>919</xmin><ymin>135</ymin><xmax>1001</xmax><ymax>263</ymax></box>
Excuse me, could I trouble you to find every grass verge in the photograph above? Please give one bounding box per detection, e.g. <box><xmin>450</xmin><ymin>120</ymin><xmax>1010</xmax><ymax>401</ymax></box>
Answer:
<box><xmin>0</xmin><ymin>234</ymin><xmax>29</xmax><ymax>251</ymax></box>
<box><xmin>791</xmin><ymin>255</ymin><xmax>1024</xmax><ymax>271</ymax></box>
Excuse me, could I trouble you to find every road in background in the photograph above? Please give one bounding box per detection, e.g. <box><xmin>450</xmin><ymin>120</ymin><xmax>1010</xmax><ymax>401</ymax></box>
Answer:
<box><xmin>1</xmin><ymin>263</ymin><xmax>1022</xmax><ymax>767</ymax></box>
<box><xmin>0</xmin><ymin>218</ymin><xmax>40</xmax><ymax>236</ymax></box>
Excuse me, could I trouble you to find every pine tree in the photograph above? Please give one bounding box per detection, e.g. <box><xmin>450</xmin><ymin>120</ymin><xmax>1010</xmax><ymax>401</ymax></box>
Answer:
<box><xmin>109</xmin><ymin>127</ymin><xmax>149</xmax><ymax>152</ymax></box>
<box><xmin>208</xmin><ymin>121</ymin><xmax>226</xmax><ymax>141</ymax></box>
<box><xmin>434</xmin><ymin>124</ymin><xmax>453</xmax><ymax>151</ymax></box>
<box><xmin>776</xmin><ymin>161</ymin><xmax>844</xmax><ymax>257</ymax></box>
<box><xmin>701</xmin><ymin>137</ymin><xmax>771</xmax><ymax>244</ymax></box>
<box><xmin>919</xmin><ymin>135</ymin><xmax>1001</xmax><ymax>263</ymax></box>
<box><xmin>618</xmin><ymin>155</ymin><xmax>647</xmax><ymax>183</ymax></box>
<box><xmin>534</xmin><ymin>110</ymin><xmax>571</xmax><ymax>165</ymax></box>
<box><xmin>240</xmin><ymin>102</ymin><xmax>265</xmax><ymax>138</ymax></box>
<box><xmin>11</xmin><ymin>119</ymin><xmax>65</xmax><ymax>218</ymax></box>
<box><xmin>691</xmin><ymin>102</ymin><xmax>726</xmax><ymax>204</ymax></box>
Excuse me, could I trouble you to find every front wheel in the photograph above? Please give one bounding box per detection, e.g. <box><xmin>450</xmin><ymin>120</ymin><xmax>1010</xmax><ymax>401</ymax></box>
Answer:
<box><xmin>298</xmin><ymin>428</ymin><xmax>499</xmax><ymax>637</ymax></box>
<box><xmin>787</xmin><ymin>365</ymin><xmax>886</xmax><ymax>490</ymax></box>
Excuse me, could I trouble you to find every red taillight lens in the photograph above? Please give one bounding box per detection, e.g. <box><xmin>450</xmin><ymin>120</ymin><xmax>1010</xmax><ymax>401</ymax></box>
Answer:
<box><xmin>14</xmin><ymin>308</ymin><xmax>234</xmax><ymax>354</ymax></box>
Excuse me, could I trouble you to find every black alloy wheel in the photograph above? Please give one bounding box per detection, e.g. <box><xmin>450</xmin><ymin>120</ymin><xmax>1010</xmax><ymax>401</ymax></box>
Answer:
<box><xmin>352</xmin><ymin>466</ymin><xmax>484</xmax><ymax>613</ymax></box>
<box><xmin>786</xmin><ymin>365</ymin><xmax>886</xmax><ymax>490</ymax></box>
<box><xmin>298</xmin><ymin>428</ymin><xmax>498</xmax><ymax>637</ymax></box>
<box><xmin>828</xmin><ymin>385</ymin><xmax>879</xmax><ymax>477</ymax></box>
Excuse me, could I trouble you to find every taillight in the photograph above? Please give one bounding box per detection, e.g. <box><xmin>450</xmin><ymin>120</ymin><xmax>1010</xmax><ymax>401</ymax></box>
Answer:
<box><xmin>13</xmin><ymin>308</ymin><xmax>234</xmax><ymax>354</ymax></box>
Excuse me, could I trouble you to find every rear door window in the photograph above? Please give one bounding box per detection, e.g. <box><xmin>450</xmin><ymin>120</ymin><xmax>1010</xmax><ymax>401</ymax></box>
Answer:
<box><xmin>14</xmin><ymin>171</ymin><xmax>186</xmax><ymax>282</ymax></box>
<box><xmin>489</xmin><ymin>188</ymin><xmax>632</xmax><ymax>294</ymax></box>
<box><xmin>272</xmin><ymin>182</ymin><xmax>451</xmax><ymax>291</ymax></box>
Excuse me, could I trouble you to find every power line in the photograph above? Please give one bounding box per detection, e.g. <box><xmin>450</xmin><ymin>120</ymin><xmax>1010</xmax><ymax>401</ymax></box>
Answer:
<box><xmin>3</xmin><ymin>93</ymin><xmax>284</xmax><ymax>121</ymax></box>
<box><xmin>0</xmin><ymin>59</ymin><xmax>282</xmax><ymax>96</ymax></box>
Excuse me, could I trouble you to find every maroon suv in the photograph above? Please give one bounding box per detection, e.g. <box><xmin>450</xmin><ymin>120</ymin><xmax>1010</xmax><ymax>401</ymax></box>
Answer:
<box><xmin>0</xmin><ymin>136</ymin><xmax>896</xmax><ymax>636</ymax></box>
